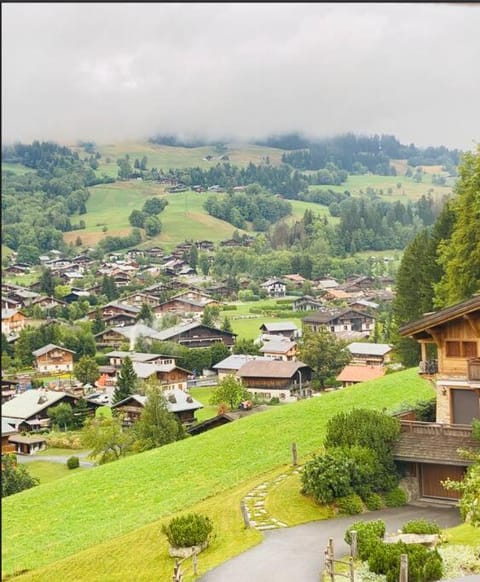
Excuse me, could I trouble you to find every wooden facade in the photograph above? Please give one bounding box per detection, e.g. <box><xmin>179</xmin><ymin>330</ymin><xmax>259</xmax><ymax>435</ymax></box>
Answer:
<box><xmin>33</xmin><ymin>345</ymin><xmax>75</xmax><ymax>373</ymax></box>
<box><xmin>395</xmin><ymin>295</ymin><xmax>480</xmax><ymax>501</ymax></box>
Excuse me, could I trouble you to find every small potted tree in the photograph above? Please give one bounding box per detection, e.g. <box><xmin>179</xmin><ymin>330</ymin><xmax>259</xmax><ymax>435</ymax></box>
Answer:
<box><xmin>162</xmin><ymin>513</ymin><xmax>214</xmax><ymax>558</ymax></box>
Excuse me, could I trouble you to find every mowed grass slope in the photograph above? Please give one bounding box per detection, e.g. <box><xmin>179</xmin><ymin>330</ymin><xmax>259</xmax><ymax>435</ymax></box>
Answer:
<box><xmin>2</xmin><ymin>368</ymin><xmax>433</xmax><ymax>577</ymax></box>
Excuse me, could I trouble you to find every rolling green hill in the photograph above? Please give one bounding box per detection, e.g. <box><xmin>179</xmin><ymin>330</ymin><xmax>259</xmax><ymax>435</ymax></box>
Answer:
<box><xmin>2</xmin><ymin>368</ymin><xmax>433</xmax><ymax>578</ymax></box>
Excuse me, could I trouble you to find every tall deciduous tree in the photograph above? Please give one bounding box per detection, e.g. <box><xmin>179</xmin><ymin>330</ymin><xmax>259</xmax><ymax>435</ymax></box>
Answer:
<box><xmin>209</xmin><ymin>374</ymin><xmax>250</xmax><ymax>411</ymax></box>
<box><xmin>113</xmin><ymin>356</ymin><xmax>137</xmax><ymax>404</ymax></box>
<box><xmin>133</xmin><ymin>387</ymin><xmax>185</xmax><ymax>452</ymax></box>
<box><xmin>74</xmin><ymin>355</ymin><xmax>100</xmax><ymax>386</ymax></box>
<box><xmin>82</xmin><ymin>416</ymin><xmax>133</xmax><ymax>464</ymax></box>
<box><xmin>297</xmin><ymin>327</ymin><xmax>351</xmax><ymax>388</ymax></box>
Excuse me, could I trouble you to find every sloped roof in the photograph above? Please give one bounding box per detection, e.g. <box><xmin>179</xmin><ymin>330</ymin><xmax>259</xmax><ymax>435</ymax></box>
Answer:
<box><xmin>260</xmin><ymin>322</ymin><xmax>298</xmax><ymax>332</ymax></box>
<box><xmin>347</xmin><ymin>342</ymin><xmax>392</xmax><ymax>356</ymax></box>
<box><xmin>2</xmin><ymin>417</ymin><xmax>18</xmax><ymax>436</ymax></box>
<box><xmin>212</xmin><ymin>355</ymin><xmax>270</xmax><ymax>371</ymax></box>
<box><xmin>105</xmin><ymin>351</ymin><xmax>173</xmax><ymax>363</ymax></box>
<box><xmin>260</xmin><ymin>338</ymin><xmax>296</xmax><ymax>354</ymax></box>
<box><xmin>1</xmin><ymin>389</ymin><xmax>71</xmax><ymax>421</ymax></box>
<box><xmin>155</xmin><ymin>322</ymin><xmax>236</xmax><ymax>341</ymax></box>
<box><xmin>238</xmin><ymin>360</ymin><xmax>309</xmax><ymax>379</ymax></box>
<box><xmin>394</xmin><ymin>432</ymin><xmax>480</xmax><ymax>465</ymax></box>
<box><xmin>336</xmin><ymin>365</ymin><xmax>385</xmax><ymax>383</ymax></box>
<box><xmin>112</xmin><ymin>388</ymin><xmax>202</xmax><ymax>413</ymax></box>
<box><xmin>32</xmin><ymin>344</ymin><xmax>75</xmax><ymax>357</ymax></box>
<box><xmin>399</xmin><ymin>295</ymin><xmax>480</xmax><ymax>339</ymax></box>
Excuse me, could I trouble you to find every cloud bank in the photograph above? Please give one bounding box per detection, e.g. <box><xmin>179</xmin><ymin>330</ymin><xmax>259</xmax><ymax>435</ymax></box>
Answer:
<box><xmin>3</xmin><ymin>3</ymin><xmax>480</xmax><ymax>149</ymax></box>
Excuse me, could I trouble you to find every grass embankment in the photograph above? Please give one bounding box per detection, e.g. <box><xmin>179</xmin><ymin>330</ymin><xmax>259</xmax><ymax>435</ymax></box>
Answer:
<box><xmin>188</xmin><ymin>387</ymin><xmax>218</xmax><ymax>422</ymax></box>
<box><xmin>25</xmin><ymin>462</ymin><xmax>87</xmax><ymax>485</ymax></box>
<box><xmin>2</xmin><ymin>368</ymin><xmax>433</xmax><ymax>577</ymax></box>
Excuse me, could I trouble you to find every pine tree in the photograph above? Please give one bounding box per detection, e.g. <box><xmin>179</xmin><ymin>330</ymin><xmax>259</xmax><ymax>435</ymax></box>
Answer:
<box><xmin>221</xmin><ymin>316</ymin><xmax>232</xmax><ymax>333</ymax></box>
<box><xmin>434</xmin><ymin>147</ymin><xmax>480</xmax><ymax>307</ymax></box>
<box><xmin>113</xmin><ymin>356</ymin><xmax>138</xmax><ymax>404</ymax></box>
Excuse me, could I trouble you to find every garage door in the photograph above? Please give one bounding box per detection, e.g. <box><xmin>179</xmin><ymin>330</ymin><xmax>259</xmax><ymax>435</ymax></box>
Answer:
<box><xmin>452</xmin><ymin>389</ymin><xmax>480</xmax><ymax>424</ymax></box>
<box><xmin>421</xmin><ymin>464</ymin><xmax>465</xmax><ymax>500</ymax></box>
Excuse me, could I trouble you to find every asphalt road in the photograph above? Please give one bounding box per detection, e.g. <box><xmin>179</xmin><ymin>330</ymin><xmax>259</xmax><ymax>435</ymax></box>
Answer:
<box><xmin>17</xmin><ymin>451</ymin><xmax>96</xmax><ymax>468</ymax></box>
<box><xmin>200</xmin><ymin>505</ymin><xmax>463</xmax><ymax>582</ymax></box>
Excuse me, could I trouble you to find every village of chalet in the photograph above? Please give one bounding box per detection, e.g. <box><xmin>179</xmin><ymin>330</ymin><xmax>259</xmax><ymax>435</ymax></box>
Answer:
<box><xmin>2</xmin><ymin>241</ymin><xmax>480</xmax><ymax>504</ymax></box>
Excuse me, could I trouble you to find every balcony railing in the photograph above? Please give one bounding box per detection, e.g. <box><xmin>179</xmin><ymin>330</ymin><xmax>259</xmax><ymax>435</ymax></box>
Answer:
<box><xmin>399</xmin><ymin>420</ymin><xmax>473</xmax><ymax>438</ymax></box>
<box><xmin>419</xmin><ymin>359</ymin><xmax>438</xmax><ymax>375</ymax></box>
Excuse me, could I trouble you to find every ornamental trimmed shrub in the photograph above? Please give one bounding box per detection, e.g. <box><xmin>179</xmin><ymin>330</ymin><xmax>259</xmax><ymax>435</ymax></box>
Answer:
<box><xmin>161</xmin><ymin>513</ymin><xmax>214</xmax><ymax>548</ymax></box>
<box><xmin>368</xmin><ymin>542</ymin><xmax>443</xmax><ymax>582</ymax></box>
<box><xmin>383</xmin><ymin>487</ymin><xmax>408</xmax><ymax>507</ymax></box>
<box><xmin>336</xmin><ymin>493</ymin><xmax>364</xmax><ymax>515</ymax></box>
<box><xmin>66</xmin><ymin>456</ymin><xmax>80</xmax><ymax>470</ymax></box>
<box><xmin>364</xmin><ymin>493</ymin><xmax>384</xmax><ymax>511</ymax></box>
<box><xmin>345</xmin><ymin>520</ymin><xmax>385</xmax><ymax>561</ymax></box>
<box><xmin>401</xmin><ymin>519</ymin><xmax>441</xmax><ymax>535</ymax></box>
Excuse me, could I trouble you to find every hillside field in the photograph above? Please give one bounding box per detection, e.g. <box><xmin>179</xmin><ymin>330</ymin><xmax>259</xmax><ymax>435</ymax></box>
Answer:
<box><xmin>2</xmin><ymin>368</ymin><xmax>434</xmax><ymax>578</ymax></box>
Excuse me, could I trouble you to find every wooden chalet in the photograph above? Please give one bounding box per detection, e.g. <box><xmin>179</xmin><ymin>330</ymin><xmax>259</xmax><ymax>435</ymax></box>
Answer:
<box><xmin>292</xmin><ymin>296</ymin><xmax>324</xmax><ymax>312</ymax></box>
<box><xmin>260</xmin><ymin>278</ymin><xmax>286</xmax><ymax>297</ymax></box>
<box><xmin>302</xmin><ymin>308</ymin><xmax>375</xmax><ymax>339</ymax></box>
<box><xmin>395</xmin><ymin>295</ymin><xmax>480</xmax><ymax>501</ymax></box>
<box><xmin>1</xmin><ymin>308</ymin><xmax>28</xmax><ymax>335</ymax></box>
<box><xmin>111</xmin><ymin>389</ymin><xmax>202</xmax><ymax>427</ymax></box>
<box><xmin>32</xmin><ymin>344</ymin><xmax>75</xmax><ymax>373</ymax></box>
<box><xmin>346</xmin><ymin>342</ymin><xmax>393</xmax><ymax>366</ymax></box>
<box><xmin>155</xmin><ymin>322</ymin><xmax>236</xmax><ymax>349</ymax></box>
<box><xmin>237</xmin><ymin>360</ymin><xmax>312</xmax><ymax>402</ymax></box>
<box><xmin>336</xmin><ymin>365</ymin><xmax>385</xmax><ymax>387</ymax></box>
<box><xmin>260</xmin><ymin>337</ymin><xmax>297</xmax><ymax>361</ymax></box>
<box><xmin>1</xmin><ymin>417</ymin><xmax>18</xmax><ymax>454</ymax></box>
<box><xmin>259</xmin><ymin>322</ymin><xmax>299</xmax><ymax>341</ymax></box>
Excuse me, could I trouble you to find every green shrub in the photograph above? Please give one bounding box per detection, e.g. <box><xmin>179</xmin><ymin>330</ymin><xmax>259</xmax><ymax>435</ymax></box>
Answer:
<box><xmin>301</xmin><ymin>452</ymin><xmax>354</xmax><ymax>504</ymax></box>
<box><xmin>401</xmin><ymin>519</ymin><xmax>440</xmax><ymax>535</ymax></box>
<box><xmin>344</xmin><ymin>520</ymin><xmax>385</xmax><ymax>561</ymax></box>
<box><xmin>221</xmin><ymin>305</ymin><xmax>237</xmax><ymax>311</ymax></box>
<box><xmin>66</xmin><ymin>456</ymin><xmax>80</xmax><ymax>470</ymax></box>
<box><xmin>364</xmin><ymin>493</ymin><xmax>384</xmax><ymax>511</ymax></box>
<box><xmin>336</xmin><ymin>493</ymin><xmax>364</xmax><ymax>515</ymax></box>
<box><xmin>368</xmin><ymin>542</ymin><xmax>443</xmax><ymax>582</ymax></box>
<box><xmin>384</xmin><ymin>487</ymin><xmax>408</xmax><ymax>507</ymax></box>
<box><xmin>268</xmin><ymin>397</ymin><xmax>280</xmax><ymax>405</ymax></box>
<box><xmin>161</xmin><ymin>513</ymin><xmax>213</xmax><ymax>548</ymax></box>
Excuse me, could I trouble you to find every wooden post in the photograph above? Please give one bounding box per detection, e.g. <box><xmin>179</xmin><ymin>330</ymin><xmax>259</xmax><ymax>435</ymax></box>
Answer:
<box><xmin>292</xmin><ymin>442</ymin><xmax>298</xmax><ymax>466</ymax></box>
<box><xmin>328</xmin><ymin>539</ymin><xmax>335</xmax><ymax>582</ymax></box>
<box><xmin>349</xmin><ymin>556</ymin><xmax>355</xmax><ymax>582</ymax></box>
<box><xmin>240</xmin><ymin>500</ymin><xmax>250</xmax><ymax>528</ymax></box>
<box><xmin>399</xmin><ymin>553</ymin><xmax>408</xmax><ymax>582</ymax></box>
<box><xmin>350</xmin><ymin>530</ymin><xmax>357</xmax><ymax>559</ymax></box>
<box><xmin>192</xmin><ymin>552</ymin><xmax>198</xmax><ymax>576</ymax></box>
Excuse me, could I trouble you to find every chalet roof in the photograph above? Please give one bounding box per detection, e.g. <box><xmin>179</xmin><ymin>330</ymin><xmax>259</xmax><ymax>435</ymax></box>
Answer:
<box><xmin>9</xmin><ymin>434</ymin><xmax>47</xmax><ymax>445</ymax></box>
<box><xmin>212</xmin><ymin>355</ymin><xmax>270</xmax><ymax>371</ymax></box>
<box><xmin>394</xmin><ymin>431</ymin><xmax>480</xmax><ymax>465</ymax></box>
<box><xmin>238</xmin><ymin>360</ymin><xmax>309</xmax><ymax>379</ymax></box>
<box><xmin>32</xmin><ymin>344</ymin><xmax>75</xmax><ymax>357</ymax></box>
<box><xmin>1</xmin><ymin>308</ymin><xmax>26</xmax><ymax>319</ymax></box>
<box><xmin>303</xmin><ymin>308</ymin><xmax>372</xmax><ymax>324</ymax></box>
<box><xmin>347</xmin><ymin>342</ymin><xmax>392</xmax><ymax>356</ymax></box>
<box><xmin>105</xmin><ymin>302</ymin><xmax>141</xmax><ymax>314</ymax></box>
<box><xmin>97</xmin><ymin>323</ymin><xmax>163</xmax><ymax>342</ymax></box>
<box><xmin>131</xmin><ymin>361</ymin><xmax>191</xmax><ymax>378</ymax></box>
<box><xmin>260</xmin><ymin>338</ymin><xmax>296</xmax><ymax>354</ymax></box>
<box><xmin>336</xmin><ymin>365</ymin><xmax>385</xmax><ymax>383</ymax></box>
<box><xmin>1</xmin><ymin>389</ymin><xmax>71</xmax><ymax>421</ymax></box>
<box><xmin>106</xmin><ymin>351</ymin><xmax>174</xmax><ymax>363</ymax></box>
<box><xmin>398</xmin><ymin>295</ymin><xmax>480</xmax><ymax>339</ymax></box>
<box><xmin>261</xmin><ymin>278</ymin><xmax>286</xmax><ymax>287</ymax></box>
<box><xmin>349</xmin><ymin>299</ymin><xmax>379</xmax><ymax>310</ymax></box>
<box><xmin>111</xmin><ymin>388</ymin><xmax>202</xmax><ymax>413</ymax></box>
<box><xmin>260</xmin><ymin>322</ymin><xmax>298</xmax><ymax>332</ymax></box>
<box><xmin>155</xmin><ymin>322</ymin><xmax>236</xmax><ymax>341</ymax></box>
<box><xmin>2</xmin><ymin>417</ymin><xmax>18</xmax><ymax>436</ymax></box>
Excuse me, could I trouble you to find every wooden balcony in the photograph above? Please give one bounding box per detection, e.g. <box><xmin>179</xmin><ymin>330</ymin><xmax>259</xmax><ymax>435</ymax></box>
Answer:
<box><xmin>399</xmin><ymin>420</ymin><xmax>473</xmax><ymax>439</ymax></box>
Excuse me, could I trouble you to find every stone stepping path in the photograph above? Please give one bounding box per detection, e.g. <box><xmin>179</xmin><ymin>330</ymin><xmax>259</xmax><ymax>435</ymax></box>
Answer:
<box><xmin>242</xmin><ymin>466</ymin><xmax>303</xmax><ymax>531</ymax></box>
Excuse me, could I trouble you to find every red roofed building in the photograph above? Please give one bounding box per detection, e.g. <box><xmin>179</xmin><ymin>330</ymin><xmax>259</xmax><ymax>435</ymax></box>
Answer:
<box><xmin>336</xmin><ymin>365</ymin><xmax>385</xmax><ymax>387</ymax></box>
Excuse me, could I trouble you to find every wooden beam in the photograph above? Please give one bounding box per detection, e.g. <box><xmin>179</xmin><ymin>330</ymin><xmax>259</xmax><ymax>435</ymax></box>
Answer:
<box><xmin>426</xmin><ymin>327</ymin><xmax>443</xmax><ymax>346</ymax></box>
<box><xmin>464</xmin><ymin>314</ymin><xmax>480</xmax><ymax>336</ymax></box>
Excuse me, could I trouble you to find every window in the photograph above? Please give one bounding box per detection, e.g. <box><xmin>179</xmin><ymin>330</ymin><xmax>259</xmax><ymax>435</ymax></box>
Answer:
<box><xmin>446</xmin><ymin>341</ymin><xmax>461</xmax><ymax>357</ymax></box>
<box><xmin>446</xmin><ymin>341</ymin><xmax>478</xmax><ymax>358</ymax></box>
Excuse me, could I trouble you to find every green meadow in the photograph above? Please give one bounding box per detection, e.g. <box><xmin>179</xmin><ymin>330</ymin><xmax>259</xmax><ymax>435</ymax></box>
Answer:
<box><xmin>309</xmin><ymin>172</ymin><xmax>452</xmax><ymax>202</ymax></box>
<box><xmin>2</xmin><ymin>368</ymin><xmax>433</xmax><ymax>578</ymax></box>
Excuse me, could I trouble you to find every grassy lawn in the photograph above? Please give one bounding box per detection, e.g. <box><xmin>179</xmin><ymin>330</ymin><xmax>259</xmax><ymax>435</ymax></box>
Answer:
<box><xmin>188</xmin><ymin>387</ymin><xmax>219</xmax><ymax>422</ymax></box>
<box><xmin>444</xmin><ymin>523</ymin><xmax>480</xmax><ymax>546</ymax></box>
<box><xmin>2</xmin><ymin>368</ymin><xmax>433</xmax><ymax>577</ymax></box>
<box><xmin>2</xmin><ymin>162</ymin><xmax>33</xmax><ymax>175</ymax></box>
<box><xmin>229</xmin><ymin>316</ymin><xmax>304</xmax><ymax>341</ymax></box>
<box><xmin>265</xmin><ymin>470</ymin><xmax>334</xmax><ymax>526</ymax></box>
<box><xmin>25</xmin><ymin>461</ymin><xmax>87</xmax><ymax>485</ymax></box>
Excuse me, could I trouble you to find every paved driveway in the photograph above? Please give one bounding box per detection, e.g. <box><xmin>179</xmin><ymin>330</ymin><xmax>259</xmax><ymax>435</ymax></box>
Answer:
<box><xmin>200</xmin><ymin>505</ymin><xmax>462</xmax><ymax>582</ymax></box>
<box><xmin>17</xmin><ymin>451</ymin><xmax>96</xmax><ymax>468</ymax></box>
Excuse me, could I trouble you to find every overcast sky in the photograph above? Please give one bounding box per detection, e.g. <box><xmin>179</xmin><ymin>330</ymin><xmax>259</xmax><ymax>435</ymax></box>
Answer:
<box><xmin>2</xmin><ymin>3</ymin><xmax>480</xmax><ymax>150</ymax></box>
